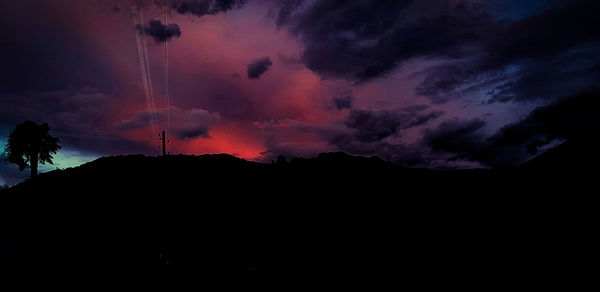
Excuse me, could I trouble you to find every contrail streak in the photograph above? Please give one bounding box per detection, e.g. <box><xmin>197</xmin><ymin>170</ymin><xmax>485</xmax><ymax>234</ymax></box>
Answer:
<box><xmin>131</xmin><ymin>4</ymin><xmax>159</xmax><ymax>137</ymax></box>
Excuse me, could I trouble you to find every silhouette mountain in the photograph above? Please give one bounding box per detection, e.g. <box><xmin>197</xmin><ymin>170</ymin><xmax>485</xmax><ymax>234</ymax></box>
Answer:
<box><xmin>0</xmin><ymin>142</ymin><xmax>595</xmax><ymax>288</ymax></box>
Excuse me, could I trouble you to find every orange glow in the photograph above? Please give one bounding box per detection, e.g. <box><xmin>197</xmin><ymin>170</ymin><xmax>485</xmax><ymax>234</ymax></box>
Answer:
<box><xmin>174</xmin><ymin>121</ymin><xmax>266</xmax><ymax>160</ymax></box>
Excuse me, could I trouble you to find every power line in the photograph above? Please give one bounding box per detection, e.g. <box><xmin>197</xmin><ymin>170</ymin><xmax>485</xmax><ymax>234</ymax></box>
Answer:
<box><xmin>164</xmin><ymin>3</ymin><xmax>170</xmax><ymax>143</ymax></box>
<box><xmin>56</xmin><ymin>133</ymin><xmax>161</xmax><ymax>142</ymax></box>
<box><xmin>131</xmin><ymin>4</ymin><xmax>159</xmax><ymax>138</ymax></box>
<box><xmin>140</xmin><ymin>7</ymin><xmax>159</xmax><ymax>137</ymax></box>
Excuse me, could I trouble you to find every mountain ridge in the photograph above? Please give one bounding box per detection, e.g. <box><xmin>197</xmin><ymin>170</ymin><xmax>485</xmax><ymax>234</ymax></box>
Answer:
<box><xmin>0</xmin><ymin>137</ymin><xmax>596</xmax><ymax>287</ymax></box>
<box><xmin>6</xmin><ymin>130</ymin><xmax>599</xmax><ymax>193</ymax></box>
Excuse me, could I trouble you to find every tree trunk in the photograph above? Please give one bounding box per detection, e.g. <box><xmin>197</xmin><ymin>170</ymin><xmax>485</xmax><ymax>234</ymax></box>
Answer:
<box><xmin>30</xmin><ymin>152</ymin><xmax>38</xmax><ymax>178</ymax></box>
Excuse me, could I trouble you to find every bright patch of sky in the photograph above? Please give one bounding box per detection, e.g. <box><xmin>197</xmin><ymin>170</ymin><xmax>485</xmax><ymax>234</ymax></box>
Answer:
<box><xmin>38</xmin><ymin>148</ymin><xmax>100</xmax><ymax>172</ymax></box>
<box><xmin>0</xmin><ymin>135</ymin><xmax>100</xmax><ymax>187</ymax></box>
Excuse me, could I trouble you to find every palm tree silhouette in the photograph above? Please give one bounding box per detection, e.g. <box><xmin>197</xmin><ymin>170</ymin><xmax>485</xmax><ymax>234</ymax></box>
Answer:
<box><xmin>5</xmin><ymin>121</ymin><xmax>61</xmax><ymax>178</ymax></box>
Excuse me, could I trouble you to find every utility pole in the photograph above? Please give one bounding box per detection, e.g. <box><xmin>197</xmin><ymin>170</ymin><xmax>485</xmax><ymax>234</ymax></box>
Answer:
<box><xmin>161</xmin><ymin>130</ymin><xmax>166</xmax><ymax>156</ymax></box>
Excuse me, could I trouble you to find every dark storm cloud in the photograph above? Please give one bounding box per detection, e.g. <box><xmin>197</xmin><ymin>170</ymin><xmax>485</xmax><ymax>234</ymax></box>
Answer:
<box><xmin>491</xmin><ymin>92</ymin><xmax>600</xmax><ymax>151</ymax></box>
<box><xmin>423</xmin><ymin>118</ymin><xmax>487</xmax><ymax>157</ymax></box>
<box><xmin>114</xmin><ymin>107</ymin><xmax>220</xmax><ymax>140</ymax></box>
<box><xmin>485</xmin><ymin>46</ymin><xmax>600</xmax><ymax>103</ymax></box>
<box><xmin>113</xmin><ymin>110</ymin><xmax>157</xmax><ymax>131</ymax></box>
<box><xmin>414</xmin><ymin>64</ymin><xmax>480</xmax><ymax>104</ymax></box>
<box><xmin>421</xmin><ymin>116</ymin><xmax>537</xmax><ymax>168</ymax></box>
<box><xmin>483</xmin><ymin>0</ymin><xmax>600</xmax><ymax>64</ymax></box>
<box><xmin>176</xmin><ymin>127</ymin><xmax>210</xmax><ymax>139</ymax></box>
<box><xmin>284</xmin><ymin>0</ymin><xmax>492</xmax><ymax>82</ymax></box>
<box><xmin>260</xmin><ymin>119</ymin><xmax>426</xmax><ymax>166</ymax></box>
<box><xmin>137</xmin><ymin>20</ymin><xmax>181</xmax><ymax>42</ymax></box>
<box><xmin>274</xmin><ymin>0</ymin><xmax>305</xmax><ymax>28</ymax></box>
<box><xmin>172</xmin><ymin>0</ymin><xmax>246</xmax><ymax>17</ymax></box>
<box><xmin>333</xmin><ymin>96</ymin><xmax>353</xmax><ymax>110</ymax></box>
<box><xmin>173</xmin><ymin>125</ymin><xmax>212</xmax><ymax>140</ymax></box>
<box><xmin>259</xmin><ymin>120</ymin><xmax>351</xmax><ymax>162</ymax></box>
<box><xmin>327</xmin><ymin>130</ymin><xmax>428</xmax><ymax>166</ymax></box>
<box><xmin>106</xmin><ymin>0</ymin><xmax>246</xmax><ymax>16</ymax></box>
<box><xmin>259</xmin><ymin>105</ymin><xmax>443</xmax><ymax>165</ymax></box>
<box><xmin>420</xmin><ymin>117</ymin><xmax>522</xmax><ymax>168</ymax></box>
<box><xmin>281</xmin><ymin>0</ymin><xmax>600</xmax><ymax>104</ymax></box>
<box><xmin>247</xmin><ymin>57</ymin><xmax>272</xmax><ymax>79</ymax></box>
<box><xmin>421</xmin><ymin>91</ymin><xmax>600</xmax><ymax>167</ymax></box>
<box><xmin>261</xmin><ymin>93</ymin><xmax>598</xmax><ymax>168</ymax></box>
<box><xmin>346</xmin><ymin>107</ymin><xmax>443</xmax><ymax>143</ymax></box>
<box><xmin>414</xmin><ymin>0</ymin><xmax>600</xmax><ymax>103</ymax></box>
<box><xmin>334</xmin><ymin>137</ymin><xmax>426</xmax><ymax>167</ymax></box>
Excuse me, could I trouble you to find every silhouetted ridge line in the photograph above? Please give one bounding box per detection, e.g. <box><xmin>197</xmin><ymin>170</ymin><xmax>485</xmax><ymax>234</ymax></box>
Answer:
<box><xmin>0</xmin><ymin>147</ymin><xmax>594</xmax><ymax>286</ymax></box>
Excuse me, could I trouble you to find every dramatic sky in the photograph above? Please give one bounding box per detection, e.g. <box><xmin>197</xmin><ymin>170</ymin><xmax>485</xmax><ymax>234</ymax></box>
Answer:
<box><xmin>2</xmin><ymin>0</ymin><xmax>600</xmax><ymax>185</ymax></box>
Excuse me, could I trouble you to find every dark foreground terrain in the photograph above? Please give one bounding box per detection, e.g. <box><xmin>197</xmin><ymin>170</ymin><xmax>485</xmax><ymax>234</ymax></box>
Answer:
<box><xmin>1</xmin><ymin>134</ymin><xmax>597</xmax><ymax>288</ymax></box>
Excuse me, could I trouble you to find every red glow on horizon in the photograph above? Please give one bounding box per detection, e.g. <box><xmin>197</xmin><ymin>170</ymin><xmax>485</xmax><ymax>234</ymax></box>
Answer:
<box><xmin>173</xmin><ymin>121</ymin><xmax>266</xmax><ymax>160</ymax></box>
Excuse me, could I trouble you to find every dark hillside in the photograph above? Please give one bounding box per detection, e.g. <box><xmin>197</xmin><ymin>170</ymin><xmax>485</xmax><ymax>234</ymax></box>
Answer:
<box><xmin>0</xmin><ymin>149</ymin><xmax>594</xmax><ymax>289</ymax></box>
